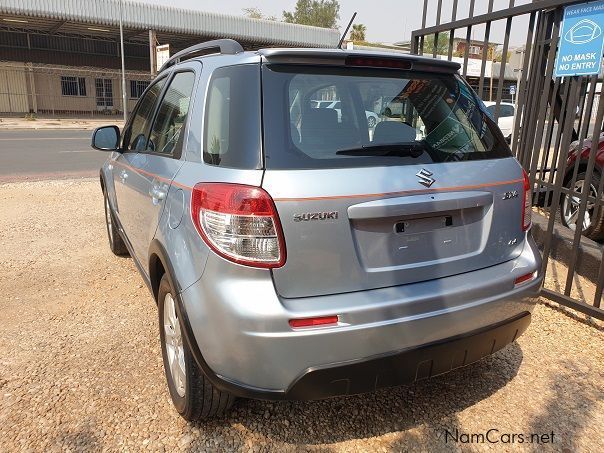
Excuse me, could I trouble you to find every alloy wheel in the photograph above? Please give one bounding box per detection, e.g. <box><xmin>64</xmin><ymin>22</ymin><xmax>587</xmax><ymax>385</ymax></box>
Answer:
<box><xmin>163</xmin><ymin>293</ymin><xmax>186</xmax><ymax>397</ymax></box>
<box><xmin>105</xmin><ymin>196</ymin><xmax>114</xmax><ymax>244</ymax></box>
<box><xmin>562</xmin><ymin>179</ymin><xmax>597</xmax><ymax>232</ymax></box>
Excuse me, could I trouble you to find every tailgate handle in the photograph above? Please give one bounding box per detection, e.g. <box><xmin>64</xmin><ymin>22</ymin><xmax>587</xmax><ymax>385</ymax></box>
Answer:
<box><xmin>347</xmin><ymin>191</ymin><xmax>493</xmax><ymax>220</ymax></box>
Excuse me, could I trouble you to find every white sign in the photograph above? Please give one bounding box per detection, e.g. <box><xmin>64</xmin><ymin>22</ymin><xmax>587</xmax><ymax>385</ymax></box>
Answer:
<box><xmin>555</xmin><ymin>0</ymin><xmax>604</xmax><ymax>77</ymax></box>
<box><xmin>156</xmin><ymin>44</ymin><xmax>170</xmax><ymax>71</ymax></box>
<box><xmin>438</xmin><ymin>56</ymin><xmax>494</xmax><ymax>78</ymax></box>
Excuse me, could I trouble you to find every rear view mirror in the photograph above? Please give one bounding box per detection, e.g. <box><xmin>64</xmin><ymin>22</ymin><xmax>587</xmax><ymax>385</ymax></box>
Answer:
<box><xmin>91</xmin><ymin>126</ymin><xmax>120</xmax><ymax>151</ymax></box>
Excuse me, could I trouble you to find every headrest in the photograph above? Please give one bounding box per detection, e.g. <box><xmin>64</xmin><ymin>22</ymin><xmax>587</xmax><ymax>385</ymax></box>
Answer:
<box><xmin>372</xmin><ymin>121</ymin><xmax>417</xmax><ymax>144</ymax></box>
<box><xmin>304</xmin><ymin>108</ymin><xmax>338</xmax><ymax>128</ymax></box>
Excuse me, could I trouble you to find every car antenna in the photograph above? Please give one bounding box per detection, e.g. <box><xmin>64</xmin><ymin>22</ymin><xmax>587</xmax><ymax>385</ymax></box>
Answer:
<box><xmin>338</xmin><ymin>12</ymin><xmax>357</xmax><ymax>49</ymax></box>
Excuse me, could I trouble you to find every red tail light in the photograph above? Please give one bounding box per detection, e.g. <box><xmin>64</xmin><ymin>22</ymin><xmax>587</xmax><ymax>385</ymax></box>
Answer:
<box><xmin>191</xmin><ymin>183</ymin><xmax>286</xmax><ymax>268</ymax></box>
<box><xmin>522</xmin><ymin>169</ymin><xmax>532</xmax><ymax>231</ymax></box>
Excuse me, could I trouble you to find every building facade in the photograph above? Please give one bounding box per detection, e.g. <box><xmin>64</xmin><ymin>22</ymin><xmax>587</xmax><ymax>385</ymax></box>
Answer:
<box><xmin>0</xmin><ymin>0</ymin><xmax>339</xmax><ymax>116</ymax></box>
<box><xmin>452</xmin><ymin>38</ymin><xmax>498</xmax><ymax>60</ymax></box>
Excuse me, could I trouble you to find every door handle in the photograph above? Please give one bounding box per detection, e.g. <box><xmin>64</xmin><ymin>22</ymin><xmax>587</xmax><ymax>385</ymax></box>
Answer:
<box><xmin>150</xmin><ymin>186</ymin><xmax>167</xmax><ymax>204</ymax></box>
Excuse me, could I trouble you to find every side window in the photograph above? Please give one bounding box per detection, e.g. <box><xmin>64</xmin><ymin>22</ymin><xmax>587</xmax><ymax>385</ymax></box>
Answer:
<box><xmin>147</xmin><ymin>72</ymin><xmax>195</xmax><ymax>156</ymax></box>
<box><xmin>123</xmin><ymin>78</ymin><xmax>166</xmax><ymax>151</ymax></box>
<box><xmin>205</xmin><ymin>76</ymin><xmax>230</xmax><ymax>160</ymax></box>
<box><xmin>501</xmin><ymin>105</ymin><xmax>515</xmax><ymax>118</ymax></box>
<box><xmin>203</xmin><ymin>65</ymin><xmax>262</xmax><ymax>169</ymax></box>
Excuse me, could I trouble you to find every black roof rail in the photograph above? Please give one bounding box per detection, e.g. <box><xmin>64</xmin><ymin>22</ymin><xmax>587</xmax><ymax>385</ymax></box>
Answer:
<box><xmin>159</xmin><ymin>39</ymin><xmax>244</xmax><ymax>72</ymax></box>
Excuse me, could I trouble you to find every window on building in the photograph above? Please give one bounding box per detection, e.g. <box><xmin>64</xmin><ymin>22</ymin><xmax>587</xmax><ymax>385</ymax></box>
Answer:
<box><xmin>61</xmin><ymin>76</ymin><xmax>86</xmax><ymax>96</ymax></box>
<box><xmin>469</xmin><ymin>46</ymin><xmax>481</xmax><ymax>55</ymax></box>
<box><xmin>130</xmin><ymin>80</ymin><xmax>150</xmax><ymax>99</ymax></box>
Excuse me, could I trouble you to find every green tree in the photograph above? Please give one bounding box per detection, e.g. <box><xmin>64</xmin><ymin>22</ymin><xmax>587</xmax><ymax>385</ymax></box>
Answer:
<box><xmin>493</xmin><ymin>49</ymin><xmax>512</xmax><ymax>62</ymax></box>
<box><xmin>283</xmin><ymin>0</ymin><xmax>340</xmax><ymax>29</ymax></box>
<box><xmin>243</xmin><ymin>7</ymin><xmax>263</xmax><ymax>19</ymax></box>
<box><xmin>422</xmin><ymin>33</ymin><xmax>451</xmax><ymax>55</ymax></box>
<box><xmin>243</xmin><ymin>7</ymin><xmax>277</xmax><ymax>21</ymax></box>
<box><xmin>350</xmin><ymin>23</ymin><xmax>366</xmax><ymax>42</ymax></box>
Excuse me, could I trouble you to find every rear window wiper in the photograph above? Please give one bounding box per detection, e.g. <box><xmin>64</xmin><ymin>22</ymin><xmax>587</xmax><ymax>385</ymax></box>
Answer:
<box><xmin>336</xmin><ymin>142</ymin><xmax>428</xmax><ymax>158</ymax></box>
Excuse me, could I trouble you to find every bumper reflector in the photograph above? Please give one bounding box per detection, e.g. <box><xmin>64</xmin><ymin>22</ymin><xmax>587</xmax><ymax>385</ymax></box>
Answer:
<box><xmin>514</xmin><ymin>271</ymin><xmax>537</xmax><ymax>286</ymax></box>
<box><xmin>289</xmin><ymin>316</ymin><xmax>339</xmax><ymax>329</ymax></box>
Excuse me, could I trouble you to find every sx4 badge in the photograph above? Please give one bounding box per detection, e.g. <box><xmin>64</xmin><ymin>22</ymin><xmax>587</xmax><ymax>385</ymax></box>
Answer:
<box><xmin>502</xmin><ymin>190</ymin><xmax>519</xmax><ymax>200</ymax></box>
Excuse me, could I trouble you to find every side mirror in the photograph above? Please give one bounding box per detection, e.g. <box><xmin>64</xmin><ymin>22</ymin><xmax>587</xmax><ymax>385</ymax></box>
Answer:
<box><xmin>91</xmin><ymin>125</ymin><xmax>120</xmax><ymax>151</ymax></box>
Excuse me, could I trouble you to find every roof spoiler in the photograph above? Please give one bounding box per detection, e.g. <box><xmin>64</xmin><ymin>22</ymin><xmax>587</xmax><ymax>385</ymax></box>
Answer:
<box><xmin>159</xmin><ymin>39</ymin><xmax>244</xmax><ymax>72</ymax></box>
<box><xmin>258</xmin><ymin>49</ymin><xmax>461</xmax><ymax>73</ymax></box>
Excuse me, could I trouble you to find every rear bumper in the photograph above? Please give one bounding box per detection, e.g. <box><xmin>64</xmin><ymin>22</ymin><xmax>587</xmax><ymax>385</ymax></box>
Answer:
<box><xmin>281</xmin><ymin>312</ymin><xmax>531</xmax><ymax>400</ymax></box>
<box><xmin>179</xmin><ymin>235</ymin><xmax>542</xmax><ymax>399</ymax></box>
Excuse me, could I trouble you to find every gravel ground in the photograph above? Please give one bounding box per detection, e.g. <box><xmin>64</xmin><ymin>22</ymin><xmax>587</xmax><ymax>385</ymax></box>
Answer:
<box><xmin>1</xmin><ymin>179</ymin><xmax>603</xmax><ymax>452</ymax></box>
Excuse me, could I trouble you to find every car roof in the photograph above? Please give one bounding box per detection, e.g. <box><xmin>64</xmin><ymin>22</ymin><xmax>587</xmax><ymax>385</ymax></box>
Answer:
<box><xmin>160</xmin><ymin>40</ymin><xmax>461</xmax><ymax>74</ymax></box>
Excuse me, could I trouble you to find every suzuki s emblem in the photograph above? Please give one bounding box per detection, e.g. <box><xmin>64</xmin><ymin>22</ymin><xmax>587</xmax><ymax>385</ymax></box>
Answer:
<box><xmin>416</xmin><ymin>168</ymin><xmax>435</xmax><ymax>187</ymax></box>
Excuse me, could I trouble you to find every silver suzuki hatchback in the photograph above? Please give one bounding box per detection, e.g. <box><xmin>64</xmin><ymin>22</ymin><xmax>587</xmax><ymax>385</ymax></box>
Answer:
<box><xmin>92</xmin><ymin>40</ymin><xmax>542</xmax><ymax>420</ymax></box>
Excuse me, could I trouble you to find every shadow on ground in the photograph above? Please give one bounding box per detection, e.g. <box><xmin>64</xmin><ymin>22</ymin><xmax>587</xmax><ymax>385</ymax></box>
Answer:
<box><xmin>529</xmin><ymin>360</ymin><xmax>603</xmax><ymax>452</ymax></box>
<box><xmin>186</xmin><ymin>343</ymin><xmax>524</xmax><ymax>449</ymax></box>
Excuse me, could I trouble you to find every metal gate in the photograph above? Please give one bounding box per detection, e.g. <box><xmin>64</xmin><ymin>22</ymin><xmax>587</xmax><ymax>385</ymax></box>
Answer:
<box><xmin>411</xmin><ymin>0</ymin><xmax>603</xmax><ymax>319</ymax></box>
<box><xmin>0</xmin><ymin>61</ymin><xmax>152</xmax><ymax>117</ymax></box>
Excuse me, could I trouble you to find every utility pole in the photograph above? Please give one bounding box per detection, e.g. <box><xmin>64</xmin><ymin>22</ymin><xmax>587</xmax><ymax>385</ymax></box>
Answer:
<box><xmin>149</xmin><ymin>30</ymin><xmax>157</xmax><ymax>76</ymax></box>
<box><xmin>515</xmin><ymin>48</ymin><xmax>524</xmax><ymax>106</ymax></box>
<box><xmin>119</xmin><ymin>0</ymin><xmax>127</xmax><ymax>122</ymax></box>
<box><xmin>489</xmin><ymin>59</ymin><xmax>495</xmax><ymax>101</ymax></box>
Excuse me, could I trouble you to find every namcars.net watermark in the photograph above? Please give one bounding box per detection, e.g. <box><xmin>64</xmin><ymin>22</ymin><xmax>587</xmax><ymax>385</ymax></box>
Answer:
<box><xmin>444</xmin><ymin>428</ymin><xmax>555</xmax><ymax>445</ymax></box>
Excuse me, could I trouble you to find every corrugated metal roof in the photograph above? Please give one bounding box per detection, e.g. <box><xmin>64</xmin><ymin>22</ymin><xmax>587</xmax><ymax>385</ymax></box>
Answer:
<box><xmin>0</xmin><ymin>0</ymin><xmax>340</xmax><ymax>47</ymax></box>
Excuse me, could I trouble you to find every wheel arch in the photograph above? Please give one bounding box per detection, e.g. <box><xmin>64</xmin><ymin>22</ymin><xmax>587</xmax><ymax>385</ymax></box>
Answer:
<box><xmin>148</xmin><ymin>240</ymin><xmax>181</xmax><ymax>304</ymax></box>
<box><xmin>564</xmin><ymin>160</ymin><xmax>601</xmax><ymax>184</ymax></box>
<box><xmin>146</xmin><ymin>239</ymin><xmax>251</xmax><ymax>397</ymax></box>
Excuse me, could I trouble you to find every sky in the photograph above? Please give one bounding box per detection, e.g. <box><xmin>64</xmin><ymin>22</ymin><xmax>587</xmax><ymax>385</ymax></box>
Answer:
<box><xmin>138</xmin><ymin>0</ymin><xmax>533</xmax><ymax>48</ymax></box>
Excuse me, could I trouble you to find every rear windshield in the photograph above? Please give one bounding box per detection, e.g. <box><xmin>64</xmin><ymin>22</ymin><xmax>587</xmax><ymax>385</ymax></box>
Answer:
<box><xmin>262</xmin><ymin>65</ymin><xmax>511</xmax><ymax>170</ymax></box>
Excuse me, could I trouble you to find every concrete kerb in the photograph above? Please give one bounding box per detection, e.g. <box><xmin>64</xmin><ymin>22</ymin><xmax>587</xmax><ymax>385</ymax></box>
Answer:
<box><xmin>0</xmin><ymin>118</ymin><xmax>125</xmax><ymax>130</ymax></box>
<box><xmin>531</xmin><ymin>211</ymin><xmax>603</xmax><ymax>286</ymax></box>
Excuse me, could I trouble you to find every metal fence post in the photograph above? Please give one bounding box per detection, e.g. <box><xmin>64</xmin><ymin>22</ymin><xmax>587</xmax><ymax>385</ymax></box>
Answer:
<box><xmin>119</xmin><ymin>0</ymin><xmax>127</xmax><ymax>122</ymax></box>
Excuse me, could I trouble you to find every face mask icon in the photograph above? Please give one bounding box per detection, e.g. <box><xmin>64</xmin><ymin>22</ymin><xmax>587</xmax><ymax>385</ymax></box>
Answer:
<box><xmin>565</xmin><ymin>19</ymin><xmax>602</xmax><ymax>44</ymax></box>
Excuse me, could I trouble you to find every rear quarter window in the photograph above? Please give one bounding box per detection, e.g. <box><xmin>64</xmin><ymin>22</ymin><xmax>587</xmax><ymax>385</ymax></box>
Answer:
<box><xmin>203</xmin><ymin>64</ymin><xmax>262</xmax><ymax>169</ymax></box>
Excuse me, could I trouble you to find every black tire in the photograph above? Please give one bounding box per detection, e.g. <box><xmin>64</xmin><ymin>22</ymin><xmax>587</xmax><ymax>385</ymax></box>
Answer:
<box><xmin>158</xmin><ymin>274</ymin><xmax>235</xmax><ymax>421</ymax></box>
<box><xmin>103</xmin><ymin>189</ymin><xmax>129</xmax><ymax>256</ymax></box>
<box><xmin>560</xmin><ymin>171</ymin><xmax>604</xmax><ymax>241</ymax></box>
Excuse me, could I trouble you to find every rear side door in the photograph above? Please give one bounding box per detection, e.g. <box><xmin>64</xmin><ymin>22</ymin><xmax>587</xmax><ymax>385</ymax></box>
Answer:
<box><xmin>118</xmin><ymin>67</ymin><xmax>198</xmax><ymax>264</ymax></box>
